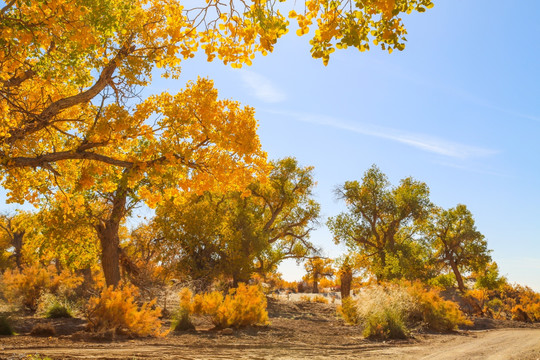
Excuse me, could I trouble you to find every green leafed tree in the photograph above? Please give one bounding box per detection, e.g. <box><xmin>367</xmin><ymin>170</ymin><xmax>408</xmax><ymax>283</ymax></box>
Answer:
<box><xmin>425</xmin><ymin>204</ymin><xmax>491</xmax><ymax>293</ymax></box>
<box><xmin>327</xmin><ymin>165</ymin><xmax>432</xmax><ymax>281</ymax></box>
<box><xmin>155</xmin><ymin>157</ymin><xmax>320</xmax><ymax>287</ymax></box>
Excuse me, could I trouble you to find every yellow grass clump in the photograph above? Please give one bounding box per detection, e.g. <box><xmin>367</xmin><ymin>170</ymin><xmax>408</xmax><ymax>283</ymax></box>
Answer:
<box><xmin>339</xmin><ymin>282</ymin><xmax>470</xmax><ymax>339</ymax></box>
<box><xmin>86</xmin><ymin>283</ymin><xmax>165</xmax><ymax>337</ymax></box>
<box><xmin>178</xmin><ymin>283</ymin><xmax>269</xmax><ymax>329</ymax></box>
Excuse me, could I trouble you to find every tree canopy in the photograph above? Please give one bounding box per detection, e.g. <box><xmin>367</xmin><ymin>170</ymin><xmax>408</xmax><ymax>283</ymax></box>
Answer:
<box><xmin>425</xmin><ymin>204</ymin><xmax>491</xmax><ymax>292</ymax></box>
<box><xmin>0</xmin><ymin>0</ymin><xmax>434</xmax><ymax>286</ymax></box>
<box><xmin>327</xmin><ymin>165</ymin><xmax>432</xmax><ymax>281</ymax></box>
<box><xmin>155</xmin><ymin>157</ymin><xmax>320</xmax><ymax>287</ymax></box>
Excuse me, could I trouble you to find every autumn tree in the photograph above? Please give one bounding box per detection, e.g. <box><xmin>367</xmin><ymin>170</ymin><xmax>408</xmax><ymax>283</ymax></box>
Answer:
<box><xmin>0</xmin><ymin>0</ymin><xmax>433</xmax><ymax>286</ymax></box>
<box><xmin>425</xmin><ymin>204</ymin><xmax>491</xmax><ymax>293</ymax></box>
<box><xmin>0</xmin><ymin>212</ymin><xmax>32</xmax><ymax>270</ymax></box>
<box><xmin>336</xmin><ymin>254</ymin><xmax>357</xmax><ymax>299</ymax></box>
<box><xmin>117</xmin><ymin>221</ymin><xmax>174</xmax><ymax>294</ymax></box>
<box><xmin>155</xmin><ymin>157</ymin><xmax>320</xmax><ymax>287</ymax></box>
<box><xmin>303</xmin><ymin>257</ymin><xmax>334</xmax><ymax>293</ymax></box>
<box><xmin>0</xmin><ymin>0</ymin><xmax>435</xmax><ymax>201</ymax></box>
<box><xmin>327</xmin><ymin>165</ymin><xmax>432</xmax><ymax>281</ymax></box>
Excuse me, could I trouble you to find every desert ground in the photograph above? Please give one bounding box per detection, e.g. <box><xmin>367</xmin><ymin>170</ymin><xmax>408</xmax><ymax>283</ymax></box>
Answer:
<box><xmin>1</xmin><ymin>298</ymin><xmax>540</xmax><ymax>360</ymax></box>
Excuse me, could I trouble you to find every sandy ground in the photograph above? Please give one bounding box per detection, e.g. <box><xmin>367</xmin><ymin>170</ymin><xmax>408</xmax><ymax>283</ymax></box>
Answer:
<box><xmin>1</xmin><ymin>299</ymin><xmax>539</xmax><ymax>360</ymax></box>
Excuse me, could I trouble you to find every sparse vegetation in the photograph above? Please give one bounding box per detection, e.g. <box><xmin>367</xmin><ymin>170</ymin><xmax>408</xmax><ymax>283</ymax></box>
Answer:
<box><xmin>37</xmin><ymin>293</ymin><xmax>74</xmax><ymax>319</ymax></box>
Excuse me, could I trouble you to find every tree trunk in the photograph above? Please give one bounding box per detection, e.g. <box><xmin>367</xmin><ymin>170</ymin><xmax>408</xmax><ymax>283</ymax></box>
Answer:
<box><xmin>449</xmin><ymin>258</ymin><xmax>466</xmax><ymax>293</ymax></box>
<box><xmin>312</xmin><ymin>275</ymin><xmax>319</xmax><ymax>293</ymax></box>
<box><xmin>12</xmin><ymin>231</ymin><xmax>24</xmax><ymax>270</ymax></box>
<box><xmin>81</xmin><ymin>267</ymin><xmax>94</xmax><ymax>293</ymax></box>
<box><xmin>340</xmin><ymin>269</ymin><xmax>352</xmax><ymax>299</ymax></box>
<box><xmin>96</xmin><ymin>221</ymin><xmax>121</xmax><ymax>287</ymax></box>
<box><xmin>94</xmin><ymin>177</ymin><xmax>129</xmax><ymax>288</ymax></box>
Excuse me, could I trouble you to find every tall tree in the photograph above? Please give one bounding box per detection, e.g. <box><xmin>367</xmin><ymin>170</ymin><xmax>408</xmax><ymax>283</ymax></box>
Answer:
<box><xmin>327</xmin><ymin>165</ymin><xmax>432</xmax><ymax>281</ymax></box>
<box><xmin>155</xmin><ymin>157</ymin><xmax>320</xmax><ymax>287</ymax></box>
<box><xmin>34</xmin><ymin>78</ymin><xmax>267</xmax><ymax>287</ymax></box>
<box><xmin>1</xmin><ymin>0</ymin><xmax>434</xmax><ymax>202</ymax></box>
<box><xmin>425</xmin><ymin>204</ymin><xmax>491</xmax><ymax>293</ymax></box>
<box><xmin>1</xmin><ymin>0</ymin><xmax>433</xmax><ymax>285</ymax></box>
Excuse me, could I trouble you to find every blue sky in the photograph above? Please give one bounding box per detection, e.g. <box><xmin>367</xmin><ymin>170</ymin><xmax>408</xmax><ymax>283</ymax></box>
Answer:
<box><xmin>2</xmin><ymin>1</ymin><xmax>539</xmax><ymax>289</ymax></box>
<box><xmin>156</xmin><ymin>0</ymin><xmax>540</xmax><ymax>288</ymax></box>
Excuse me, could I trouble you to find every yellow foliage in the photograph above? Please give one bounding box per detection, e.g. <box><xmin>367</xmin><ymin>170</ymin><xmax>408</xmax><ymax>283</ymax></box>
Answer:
<box><xmin>337</xmin><ymin>297</ymin><xmax>360</xmax><ymax>325</ymax></box>
<box><xmin>464</xmin><ymin>284</ymin><xmax>540</xmax><ymax>322</ymax></box>
<box><xmin>300</xmin><ymin>294</ymin><xmax>329</xmax><ymax>303</ymax></box>
<box><xmin>1</xmin><ymin>264</ymin><xmax>82</xmax><ymax>311</ymax></box>
<box><xmin>341</xmin><ymin>283</ymin><xmax>470</xmax><ymax>335</ymax></box>
<box><xmin>406</xmin><ymin>282</ymin><xmax>471</xmax><ymax>331</ymax></box>
<box><xmin>86</xmin><ymin>284</ymin><xmax>165</xmax><ymax>337</ymax></box>
<box><xmin>182</xmin><ymin>284</ymin><xmax>268</xmax><ymax>329</ymax></box>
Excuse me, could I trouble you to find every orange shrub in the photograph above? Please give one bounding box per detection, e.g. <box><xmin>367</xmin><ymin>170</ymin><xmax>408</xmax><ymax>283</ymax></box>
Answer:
<box><xmin>86</xmin><ymin>284</ymin><xmax>164</xmax><ymax>337</ymax></box>
<box><xmin>1</xmin><ymin>264</ymin><xmax>82</xmax><ymax>311</ymax></box>
<box><xmin>337</xmin><ymin>297</ymin><xmax>360</xmax><ymax>325</ymax></box>
<box><xmin>299</xmin><ymin>294</ymin><xmax>329</xmax><ymax>304</ymax></box>
<box><xmin>407</xmin><ymin>282</ymin><xmax>471</xmax><ymax>331</ymax></box>
<box><xmin>464</xmin><ymin>289</ymin><xmax>490</xmax><ymax>316</ymax></box>
<box><xmin>183</xmin><ymin>284</ymin><xmax>268</xmax><ymax>329</ymax></box>
<box><xmin>464</xmin><ymin>284</ymin><xmax>540</xmax><ymax>321</ymax></box>
<box><xmin>343</xmin><ymin>282</ymin><xmax>470</xmax><ymax>336</ymax></box>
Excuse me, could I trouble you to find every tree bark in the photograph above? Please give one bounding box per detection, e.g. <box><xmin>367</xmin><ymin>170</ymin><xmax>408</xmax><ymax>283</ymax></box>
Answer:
<box><xmin>95</xmin><ymin>179</ymin><xmax>128</xmax><ymax>288</ymax></box>
<box><xmin>96</xmin><ymin>220</ymin><xmax>121</xmax><ymax>287</ymax></box>
<box><xmin>449</xmin><ymin>258</ymin><xmax>466</xmax><ymax>293</ymax></box>
<box><xmin>12</xmin><ymin>230</ymin><xmax>24</xmax><ymax>270</ymax></box>
<box><xmin>312</xmin><ymin>275</ymin><xmax>319</xmax><ymax>293</ymax></box>
<box><xmin>340</xmin><ymin>269</ymin><xmax>352</xmax><ymax>299</ymax></box>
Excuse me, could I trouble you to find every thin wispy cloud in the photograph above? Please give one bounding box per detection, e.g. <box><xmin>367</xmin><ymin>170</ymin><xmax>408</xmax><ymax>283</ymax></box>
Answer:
<box><xmin>368</xmin><ymin>59</ymin><xmax>540</xmax><ymax>124</ymax></box>
<box><xmin>238</xmin><ymin>70</ymin><xmax>286</xmax><ymax>103</ymax></box>
<box><xmin>267</xmin><ymin>110</ymin><xmax>499</xmax><ymax>159</ymax></box>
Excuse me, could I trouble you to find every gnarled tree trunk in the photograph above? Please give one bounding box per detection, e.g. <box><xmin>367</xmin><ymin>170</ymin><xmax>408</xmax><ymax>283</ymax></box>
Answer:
<box><xmin>449</xmin><ymin>258</ymin><xmax>466</xmax><ymax>293</ymax></box>
<box><xmin>95</xmin><ymin>181</ymin><xmax>128</xmax><ymax>288</ymax></box>
<box><xmin>96</xmin><ymin>219</ymin><xmax>122</xmax><ymax>287</ymax></box>
<box><xmin>340</xmin><ymin>269</ymin><xmax>352</xmax><ymax>299</ymax></box>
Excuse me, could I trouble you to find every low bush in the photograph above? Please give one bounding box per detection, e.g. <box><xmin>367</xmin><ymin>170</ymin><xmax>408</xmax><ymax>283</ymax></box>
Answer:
<box><xmin>348</xmin><ymin>284</ymin><xmax>414</xmax><ymax>339</ymax></box>
<box><xmin>464</xmin><ymin>284</ymin><xmax>540</xmax><ymax>321</ymax></box>
<box><xmin>85</xmin><ymin>284</ymin><xmax>164</xmax><ymax>337</ymax></box>
<box><xmin>1</xmin><ymin>264</ymin><xmax>83</xmax><ymax>311</ymax></box>
<box><xmin>299</xmin><ymin>294</ymin><xmax>329</xmax><ymax>303</ymax></box>
<box><xmin>37</xmin><ymin>293</ymin><xmax>73</xmax><ymax>319</ymax></box>
<box><xmin>337</xmin><ymin>297</ymin><xmax>360</xmax><ymax>325</ymax></box>
<box><xmin>407</xmin><ymin>282</ymin><xmax>471</xmax><ymax>332</ymax></box>
<box><xmin>312</xmin><ymin>295</ymin><xmax>329</xmax><ymax>304</ymax></box>
<box><xmin>180</xmin><ymin>283</ymin><xmax>269</xmax><ymax>329</ymax></box>
<box><xmin>30</xmin><ymin>323</ymin><xmax>56</xmax><ymax>337</ymax></box>
<box><xmin>171</xmin><ymin>288</ymin><xmax>195</xmax><ymax>331</ymax></box>
<box><xmin>1</xmin><ymin>265</ymin><xmax>51</xmax><ymax>311</ymax></box>
<box><xmin>363</xmin><ymin>308</ymin><xmax>408</xmax><ymax>339</ymax></box>
<box><xmin>0</xmin><ymin>315</ymin><xmax>14</xmax><ymax>335</ymax></box>
<box><xmin>340</xmin><ymin>282</ymin><xmax>470</xmax><ymax>339</ymax></box>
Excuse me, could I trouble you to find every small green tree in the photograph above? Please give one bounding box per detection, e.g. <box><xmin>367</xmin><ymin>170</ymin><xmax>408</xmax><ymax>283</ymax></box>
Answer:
<box><xmin>425</xmin><ymin>204</ymin><xmax>491</xmax><ymax>293</ymax></box>
<box><xmin>327</xmin><ymin>165</ymin><xmax>432</xmax><ymax>281</ymax></box>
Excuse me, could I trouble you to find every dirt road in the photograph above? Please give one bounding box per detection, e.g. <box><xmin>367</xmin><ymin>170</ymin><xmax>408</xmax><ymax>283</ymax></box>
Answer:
<box><xmin>385</xmin><ymin>328</ymin><xmax>540</xmax><ymax>360</ymax></box>
<box><xmin>1</xmin><ymin>328</ymin><xmax>540</xmax><ymax>359</ymax></box>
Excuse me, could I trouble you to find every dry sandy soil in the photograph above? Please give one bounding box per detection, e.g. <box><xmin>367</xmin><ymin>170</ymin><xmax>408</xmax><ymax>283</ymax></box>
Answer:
<box><xmin>1</xmin><ymin>298</ymin><xmax>540</xmax><ymax>360</ymax></box>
